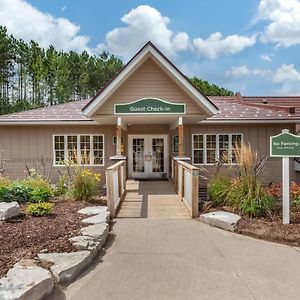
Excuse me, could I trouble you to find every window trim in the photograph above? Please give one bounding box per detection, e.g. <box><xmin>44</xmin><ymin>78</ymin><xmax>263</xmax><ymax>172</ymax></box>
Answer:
<box><xmin>192</xmin><ymin>133</ymin><xmax>243</xmax><ymax>166</ymax></box>
<box><xmin>52</xmin><ymin>134</ymin><xmax>105</xmax><ymax>167</ymax></box>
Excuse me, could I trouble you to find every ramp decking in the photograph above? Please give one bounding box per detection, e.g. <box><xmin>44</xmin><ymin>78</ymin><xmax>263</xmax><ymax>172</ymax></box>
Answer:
<box><xmin>116</xmin><ymin>180</ymin><xmax>190</xmax><ymax>219</ymax></box>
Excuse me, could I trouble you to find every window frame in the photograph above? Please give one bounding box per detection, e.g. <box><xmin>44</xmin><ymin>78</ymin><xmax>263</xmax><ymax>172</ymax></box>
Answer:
<box><xmin>52</xmin><ymin>134</ymin><xmax>105</xmax><ymax>167</ymax></box>
<box><xmin>192</xmin><ymin>133</ymin><xmax>243</xmax><ymax>165</ymax></box>
<box><xmin>172</xmin><ymin>134</ymin><xmax>179</xmax><ymax>155</ymax></box>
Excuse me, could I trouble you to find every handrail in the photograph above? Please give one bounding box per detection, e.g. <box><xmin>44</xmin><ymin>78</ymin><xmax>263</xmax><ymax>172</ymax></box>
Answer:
<box><xmin>106</xmin><ymin>159</ymin><xmax>127</xmax><ymax>218</ymax></box>
<box><xmin>172</xmin><ymin>157</ymin><xmax>199</xmax><ymax>218</ymax></box>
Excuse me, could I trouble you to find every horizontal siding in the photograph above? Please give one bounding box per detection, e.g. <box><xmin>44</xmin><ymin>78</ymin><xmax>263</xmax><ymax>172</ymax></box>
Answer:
<box><xmin>96</xmin><ymin>58</ymin><xmax>205</xmax><ymax>115</ymax></box>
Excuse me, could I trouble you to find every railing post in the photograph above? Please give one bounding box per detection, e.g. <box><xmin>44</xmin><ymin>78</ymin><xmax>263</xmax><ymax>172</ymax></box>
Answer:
<box><xmin>174</xmin><ymin>160</ymin><xmax>178</xmax><ymax>192</ymax></box>
<box><xmin>106</xmin><ymin>168</ymin><xmax>115</xmax><ymax>218</ymax></box>
<box><xmin>191</xmin><ymin>168</ymin><xmax>199</xmax><ymax>218</ymax></box>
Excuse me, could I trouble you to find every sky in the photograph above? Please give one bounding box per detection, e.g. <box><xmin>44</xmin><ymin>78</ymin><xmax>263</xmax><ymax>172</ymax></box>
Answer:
<box><xmin>1</xmin><ymin>0</ymin><xmax>300</xmax><ymax>96</ymax></box>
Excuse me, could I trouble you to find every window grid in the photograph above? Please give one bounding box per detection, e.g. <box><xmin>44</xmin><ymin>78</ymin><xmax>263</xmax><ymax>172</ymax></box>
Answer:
<box><xmin>53</xmin><ymin>135</ymin><xmax>104</xmax><ymax>166</ymax></box>
<box><xmin>192</xmin><ymin>134</ymin><xmax>243</xmax><ymax>165</ymax></box>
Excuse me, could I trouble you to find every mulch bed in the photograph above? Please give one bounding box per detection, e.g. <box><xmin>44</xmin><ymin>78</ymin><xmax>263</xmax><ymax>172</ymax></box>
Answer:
<box><xmin>0</xmin><ymin>199</ymin><xmax>104</xmax><ymax>278</ymax></box>
<box><xmin>235</xmin><ymin>209</ymin><xmax>300</xmax><ymax>247</ymax></box>
<box><xmin>203</xmin><ymin>203</ymin><xmax>300</xmax><ymax>247</ymax></box>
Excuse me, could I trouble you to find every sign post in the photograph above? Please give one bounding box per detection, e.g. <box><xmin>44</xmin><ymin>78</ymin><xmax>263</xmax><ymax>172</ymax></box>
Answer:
<box><xmin>270</xmin><ymin>129</ymin><xmax>300</xmax><ymax>224</ymax></box>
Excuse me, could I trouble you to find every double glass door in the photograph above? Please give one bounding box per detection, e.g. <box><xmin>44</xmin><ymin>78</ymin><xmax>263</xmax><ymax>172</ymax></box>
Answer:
<box><xmin>128</xmin><ymin>135</ymin><xmax>168</xmax><ymax>178</ymax></box>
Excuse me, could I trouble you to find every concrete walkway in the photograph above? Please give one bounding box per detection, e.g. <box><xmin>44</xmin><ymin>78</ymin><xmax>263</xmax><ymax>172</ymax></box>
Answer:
<box><xmin>116</xmin><ymin>180</ymin><xmax>190</xmax><ymax>219</ymax></box>
<box><xmin>65</xmin><ymin>218</ymin><xmax>300</xmax><ymax>300</ymax></box>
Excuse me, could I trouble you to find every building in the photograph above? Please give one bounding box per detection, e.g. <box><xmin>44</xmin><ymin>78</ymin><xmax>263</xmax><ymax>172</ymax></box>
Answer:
<box><xmin>0</xmin><ymin>42</ymin><xmax>299</xmax><ymax>184</ymax></box>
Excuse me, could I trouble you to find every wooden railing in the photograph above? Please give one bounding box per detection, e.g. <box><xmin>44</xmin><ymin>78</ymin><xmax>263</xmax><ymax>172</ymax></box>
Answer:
<box><xmin>106</xmin><ymin>160</ymin><xmax>127</xmax><ymax>218</ymax></box>
<box><xmin>171</xmin><ymin>158</ymin><xmax>199</xmax><ymax>218</ymax></box>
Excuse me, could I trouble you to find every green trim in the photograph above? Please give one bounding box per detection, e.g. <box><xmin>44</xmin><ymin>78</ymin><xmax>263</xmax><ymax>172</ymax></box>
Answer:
<box><xmin>114</xmin><ymin>98</ymin><xmax>186</xmax><ymax>115</ymax></box>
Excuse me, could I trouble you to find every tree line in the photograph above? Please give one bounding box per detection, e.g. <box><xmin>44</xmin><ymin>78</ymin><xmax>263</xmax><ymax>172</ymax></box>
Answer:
<box><xmin>0</xmin><ymin>26</ymin><xmax>233</xmax><ymax>115</ymax></box>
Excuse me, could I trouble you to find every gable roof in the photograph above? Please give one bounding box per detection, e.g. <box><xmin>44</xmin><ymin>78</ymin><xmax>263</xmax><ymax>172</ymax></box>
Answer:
<box><xmin>82</xmin><ymin>41</ymin><xmax>219</xmax><ymax>117</ymax></box>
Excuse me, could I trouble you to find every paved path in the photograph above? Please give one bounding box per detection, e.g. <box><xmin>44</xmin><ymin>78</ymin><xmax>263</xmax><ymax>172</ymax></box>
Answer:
<box><xmin>65</xmin><ymin>218</ymin><xmax>300</xmax><ymax>300</ymax></box>
<box><xmin>116</xmin><ymin>180</ymin><xmax>190</xmax><ymax>219</ymax></box>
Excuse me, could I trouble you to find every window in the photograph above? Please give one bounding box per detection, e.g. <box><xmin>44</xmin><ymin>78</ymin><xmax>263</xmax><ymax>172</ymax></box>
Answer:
<box><xmin>53</xmin><ymin>135</ymin><xmax>104</xmax><ymax>166</ymax></box>
<box><xmin>193</xmin><ymin>134</ymin><xmax>204</xmax><ymax>164</ymax></box>
<box><xmin>192</xmin><ymin>134</ymin><xmax>242</xmax><ymax>165</ymax></box>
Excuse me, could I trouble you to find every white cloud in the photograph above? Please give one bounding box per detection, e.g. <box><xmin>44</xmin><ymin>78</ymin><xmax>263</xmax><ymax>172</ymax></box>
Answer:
<box><xmin>98</xmin><ymin>5</ymin><xmax>189</xmax><ymax>59</ymax></box>
<box><xmin>0</xmin><ymin>0</ymin><xmax>90</xmax><ymax>52</ymax></box>
<box><xmin>192</xmin><ymin>32</ymin><xmax>256</xmax><ymax>59</ymax></box>
<box><xmin>61</xmin><ymin>6</ymin><xmax>66</xmax><ymax>12</ymax></box>
<box><xmin>226</xmin><ymin>65</ymin><xmax>271</xmax><ymax>78</ymax></box>
<box><xmin>257</xmin><ymin>0</ymin><xmax>300</xmax><ymax>47</ymax></box>
<box><xmin>260</xmin><ymin>54</ymin><xmax>272</xmax><ymax>62</ymax></box>
<box><xmin>273</xmin><ymin>64</ymin><xmax>300</xmax><ymax>82</ymax></box>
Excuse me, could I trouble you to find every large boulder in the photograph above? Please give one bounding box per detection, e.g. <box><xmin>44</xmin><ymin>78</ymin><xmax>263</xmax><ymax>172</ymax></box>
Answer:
<box><xmin>0</xmin><ymin>260</ymin><xmax>54</xmax><ymax>300</ymax></box>
<box><xmin>199</xmin><ymin>210</ymin><xmax>241</xmax><ymax>232</ymax></box>
<box><xmin>38</xmin><ymin>251</ymin><xmax>93</xmax><ymax>284</ymax></box>
<box><xmin>0</xmin><ymin>202</ymin><xmax>20</xmax><ymax>221</ymax></box>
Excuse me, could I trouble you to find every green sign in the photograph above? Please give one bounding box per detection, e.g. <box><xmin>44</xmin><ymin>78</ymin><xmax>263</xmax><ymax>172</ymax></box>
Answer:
<box><xmin>114</xmin><ymin>98</ymin><xmax>186</xmax><ymax>115</ymax></box>
<box><xmin>270</xmin><ymin>129</ymin><xmax>300</xmax><ymax>157</ymax></box>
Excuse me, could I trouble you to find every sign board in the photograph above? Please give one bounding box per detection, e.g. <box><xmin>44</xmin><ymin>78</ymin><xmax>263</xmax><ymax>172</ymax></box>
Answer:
<box><xmin>270</xmin><ymin>130</ymin><xmax>300</xmax><ymax>157</ymax></box>
<box><xmin>114</xmin><ymin>98</ymin><xmax>186</xmax><ymax>115</ymax></box>
<box><xmin>270</xmin><ymin>129</ymin><xmax>300</xmax><ymax>224</ymax></box>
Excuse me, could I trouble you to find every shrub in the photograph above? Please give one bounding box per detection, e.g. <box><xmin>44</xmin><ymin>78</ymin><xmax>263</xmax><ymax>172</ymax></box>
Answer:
<box><xmin>23</xmin><ymin>176</ymin><xmax>52</xmax><ymax>190</ymax></box>
<box><xmin>4</xmin><ymin>183</ymin><xmax>33</xmax><ymax>203</ymax></box>
<box><xmin>71</xmin><ymin>168</ymin><xmax>101</xmax><ymax>201</ymax></box>
<box><xmin>208</xmin><ymin>174</ymin><xmax>231</xmax><ymax>206</ymax></box>
<box><xmin>29</xmin><ymin>186</ymin><xmax>53</xmax><ymax>203</ymax></box>
<box><xmin>0</xmin><ymin>176</ymin><xmax>11</xmax><ymax>188</ymax></box>
<box><xmin>266</xmin><ymin>183</ymin><xmax>282</xmax><ymax>200</ymax></box>
<box><xmin>54</xmin><ymin>174</ymin><xmax>68</xmax><ymax>196</ymax></box>
<box><xmin>290</xmin><ymin>182</ymin><xmax>300</xmax><ymax>208</ymax></box>
<box><xmin>227</xmin><ymin>179</ymin><xmax>276</xmax><ymax>217</ymax></box>
<box><xmin>26</xmin><ymin>202</ymin><xmax>53</xmax><ymax>217</ymax></box>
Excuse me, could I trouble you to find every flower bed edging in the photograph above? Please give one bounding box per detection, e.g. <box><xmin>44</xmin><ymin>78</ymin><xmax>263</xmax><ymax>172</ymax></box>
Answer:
<box><xmin>0</xmin><ymin>205</ymin><xmax>110</xmax><ymax>300</ymax></box>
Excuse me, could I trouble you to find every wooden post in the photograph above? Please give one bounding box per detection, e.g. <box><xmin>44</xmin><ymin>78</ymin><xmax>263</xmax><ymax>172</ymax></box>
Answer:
<box><xmin>178</xmin><ymin>117</ymin><xmax>184</xmax><ymax>157</ymax></box>
<box><xmin>191</xmin><ymin>169</ymin><xmax>199</xmax><ymax>218</ymax></box>
<box><xmin>106</xmin><ymin>169</ymin><xmax>115</xmax><ymax>218</ymax></box>
<box><xmin>116</xmin><ymin>120</ymin><xmax>122</xmax><ymax>156</ymax></box>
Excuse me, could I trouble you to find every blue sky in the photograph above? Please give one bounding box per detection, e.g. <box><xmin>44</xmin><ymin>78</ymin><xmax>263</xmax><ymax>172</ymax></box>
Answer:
<box><xmin>1</xmin><ymin>0</ymin><xmax>300</xmax><ymax>96</ymax></box>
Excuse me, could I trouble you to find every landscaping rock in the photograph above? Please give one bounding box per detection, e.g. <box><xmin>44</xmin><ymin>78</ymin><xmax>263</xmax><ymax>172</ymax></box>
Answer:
<box><xmin>0</xmin><ymin>259</ymin><xmax>53</xmax><ymax>300</ymax></box>
<box><xmin>0</xmin><ymin>202</ymin><xmax>20</xmax><ymax>221</ymax></box>
<box><xmin>82</xmin><ymin>211</ymin><xmax>110</xmax><ymax>224</ymax></box>
<box><xmin>80</xmin><ymin>223</ymin><xmax>109</xmax><ymax>241</ymax></box>
<box><xmin>199</xmin><ymin>210</ymin><xmax>241</xmax><ymax>232</ymax></box>
<box><xmin>38</xmin><ymin>251</ymin><xmax>92</xmax><ymax>284</ymax></box>
<box><xmin>69</xmin><ymin>235</ymin><xmax>101</xmax><ymax>251</ymax></box>
<box><xmin>78</xmin><ymin>206</ymin><xmax>107</xmax><ymax>215</ymax></box>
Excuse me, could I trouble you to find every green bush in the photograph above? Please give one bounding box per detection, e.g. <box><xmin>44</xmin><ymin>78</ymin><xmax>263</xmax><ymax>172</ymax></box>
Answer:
<box><xmin>208</xmin><ymin>175</ymin><xmax>231</xmax><ymax>206</ymax></box>
<box><xmin>26</xmin><ymin>202</ymin><xmax>53</xmax><ymax>217</ymax></box>
<box><xmin>227</xmin><ymin>179</ymin><xmax>276</xmax><ymax>217</ymax></box>
<box><xmin>3</xmin><ymin>183</ymin><xmax>33</xmax><ymax>203</ymax></box>
<box><xmin>29</xmin><ymin>186</ymin><xmax>53</xmax><ymax>203</ymax></box>
<box><xmin>0</xmin><ymin>176</ymin><xmax>11</xmax><ymax>188</ymax></box>
<box><xmin>0</xmin><ymin>176</ymin><xmax>53</xmax><ymax>204</ymax></box>
<box><xmin>71</xmin><ymin>168</ymin><xmax>101</xmax><ymax>201</ymax></box>
<box><xmin>54</xmin><ymin>174</ymin><xmax>68</xmax><ymax>196</ymax></box>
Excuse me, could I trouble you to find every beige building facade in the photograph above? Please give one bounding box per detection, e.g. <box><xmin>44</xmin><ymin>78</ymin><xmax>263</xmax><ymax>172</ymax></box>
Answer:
<box><xmin>0</xmin><ymin>42</ymin><xmax>299</xmax><ymax>185</ymax></box>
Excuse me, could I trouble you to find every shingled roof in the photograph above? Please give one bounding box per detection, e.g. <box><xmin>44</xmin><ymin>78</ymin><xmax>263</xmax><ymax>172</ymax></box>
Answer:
<box><xmin>0</xmin><ymin>94</ymin><xmax>298</xmax><ymax>124</ymax></box>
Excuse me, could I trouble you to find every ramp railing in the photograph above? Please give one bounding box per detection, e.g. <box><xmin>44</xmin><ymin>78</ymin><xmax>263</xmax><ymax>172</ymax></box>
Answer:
<box><xmin>106</xmin><ymin>159</ymin><xmax>127</xmax><ymax>218</ymax></box>
<box><xmin>171</xmin><ymin>158</ymin><xmax>199</xmax><ymax>218</ymax></box>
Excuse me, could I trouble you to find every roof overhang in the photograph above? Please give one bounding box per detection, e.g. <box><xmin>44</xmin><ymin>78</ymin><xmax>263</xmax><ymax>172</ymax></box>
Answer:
<box><xmin>83</xmin><ymin>42</ymin><xmax>219</xmax><ymax>118</ymax></box>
